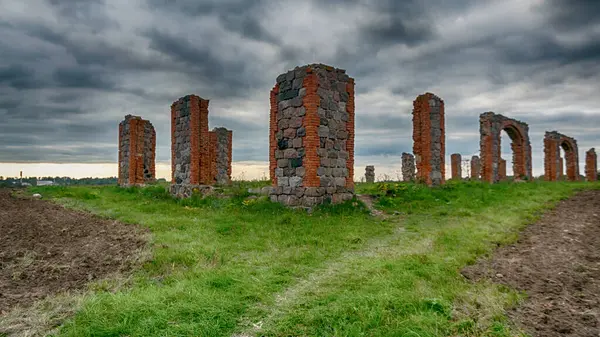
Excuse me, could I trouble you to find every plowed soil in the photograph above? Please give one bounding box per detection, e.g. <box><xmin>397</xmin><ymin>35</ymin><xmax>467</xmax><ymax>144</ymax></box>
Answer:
<box><xmin>0</xmin><ymin>188</ymin><xmax>148</xmax><ymax>313</ymax></box>
<box><xmin>462</xmin><ymin>189</ymin><xmax>600</xmax><ymax>337</ymax></box>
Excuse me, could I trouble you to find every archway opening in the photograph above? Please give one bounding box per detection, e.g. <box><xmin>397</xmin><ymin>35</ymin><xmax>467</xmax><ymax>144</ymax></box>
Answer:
<box><xmin>559</xmin><ymin>145</ymin><xmax>567</xmax><ymax>181</ymax></box>
<box><xmin>560</xmin><ymin>140</ymin><xmax>574</xmax><ymax>181</ymax></box>
<box><xmin>500</xmin><ymin>131</ymin><xmax>513</xmax><ymax>180</ymax></box>
<box><xmin>501</xmin><ymin>125</ymin><xmax>525</xmax><ymax>181</ymax></box>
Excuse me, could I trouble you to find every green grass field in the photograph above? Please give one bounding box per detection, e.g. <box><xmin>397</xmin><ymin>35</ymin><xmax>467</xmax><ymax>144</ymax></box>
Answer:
<box><xmin>22</xmin><ymin>180</ymin><xmax>599</xmax><ymax>337</ymax></box>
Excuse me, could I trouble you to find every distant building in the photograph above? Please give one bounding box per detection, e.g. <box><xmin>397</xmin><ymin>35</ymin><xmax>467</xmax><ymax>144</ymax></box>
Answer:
<box><xmin>37</xmin><ymin>180</ymin><xmax>55</xmax><ymax>186</ymax></box>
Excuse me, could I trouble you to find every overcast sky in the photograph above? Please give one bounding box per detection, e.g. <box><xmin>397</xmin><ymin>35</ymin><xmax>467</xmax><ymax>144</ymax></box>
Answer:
<box><xmin>0</xmin><ymin>0</ymin><xmax>599</xmax><ymax>180</ymax></box>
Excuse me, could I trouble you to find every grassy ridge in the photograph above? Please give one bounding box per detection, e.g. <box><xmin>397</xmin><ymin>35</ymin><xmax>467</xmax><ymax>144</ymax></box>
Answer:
<box><xmin>28</xmin><ymin>180</ymin><xmax>597</xmax><ymax>336</ymax></box>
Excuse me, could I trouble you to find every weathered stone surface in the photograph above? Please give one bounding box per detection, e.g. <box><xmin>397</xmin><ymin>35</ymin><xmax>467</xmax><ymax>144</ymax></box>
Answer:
<box><xmin>401</xmin><ymin>153</ymin><xmax>415</xmax><ymax>182</ymax></box>
<box><xmin>365</xmin><ymin>165</ymin><xmax>375</xmax><ymax>183</ymax></box>
<box><xmin>470</xmin><ymin>156</ymin><xmax>481</xmax><ymax>180</ymax></box>
<box><xmin>118</xmin><ymin>114</ymin><xmax>156</xmax><ymax>187</ymax></box>
<box><xmin>171</xmin><ymin>95</ymin><xmax>233</xmax><ymax>197</ymax></box>
<box><xmin>169</xmin><ymin>184</ymin><xmax>214</xmax><ymax>199</ymax></box>
<box><xmin>585</xmin><ymin>148</ymin><xmax>597</xmax><ymax>182</ymax></box>
<box><xmin>451</xmin><ymin>153</ymin><xmax>462</xmax><ymax>180</ymax></box>
<box><xmin>413</xmin><ymin>93</ymin><xmax>445</xmax><ymax>186</ymax></box>
<box><xmin>269</xmin><ymin>64</ymin><xmax>355</xmax><ymax>207</ymax></box>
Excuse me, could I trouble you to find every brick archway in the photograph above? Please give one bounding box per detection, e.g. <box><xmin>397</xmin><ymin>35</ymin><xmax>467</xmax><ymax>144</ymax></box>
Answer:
<box><xmin>544</xmin><ymin>131</ymin><xmax>580</xmax><ymax>181</ymax></box>
<box><xmin>479</xmin><ymin>112</ymin><xmax>532</xmax><ymax>183</ymax></box>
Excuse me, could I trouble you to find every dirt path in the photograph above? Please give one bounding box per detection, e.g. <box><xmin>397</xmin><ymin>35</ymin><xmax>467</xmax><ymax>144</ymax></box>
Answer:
<box><xmin>0</xmin><ymin>188</ymin><xmax>148</xmax><ymax>313</ymax></box>
<box><xmin>462</xmin><ymin>189</ymin><xmax>600</xmax><ymax>337</ymax></box>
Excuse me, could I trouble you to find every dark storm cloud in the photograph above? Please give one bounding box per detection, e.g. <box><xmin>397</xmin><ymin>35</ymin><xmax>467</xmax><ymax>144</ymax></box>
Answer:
<box><xmin>0</xmin><ymin>0</ymin><xmax>598</xmax><ymax>175</ymax></box>
<box><xmin>0</xmin><ymin>64</ymin><xmax>42</xmax><ymax>90</ymax></box>
<box><xmin>144</xmin><ymin>29</ymin><xmax>246</xmax><ymax>83</ymax></box>
<box><xmin>541</xmin><ymin>0</ymin><xmax>600</xmax><ymax>31</ymax></box>
<box><xmin>145</xmin><ymin>0</ymin><xmax>276</xmax><ymax>43</ymax></box>
<box><xmin>52</xmin><ymin>67</ymin><xmax>116</xmax><ymax>89</ymax></box>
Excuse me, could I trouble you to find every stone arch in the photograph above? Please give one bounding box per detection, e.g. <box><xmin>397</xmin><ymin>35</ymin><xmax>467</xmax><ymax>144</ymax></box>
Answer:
<box><xmin>479</xmin><ymin>112</ymin><xmax>532</xmax><ymax>183</ymax></box>
<box><xmin>544</xmin><ymin>131</ymin><xmax>579</xmax><ymax>181</ymax></box>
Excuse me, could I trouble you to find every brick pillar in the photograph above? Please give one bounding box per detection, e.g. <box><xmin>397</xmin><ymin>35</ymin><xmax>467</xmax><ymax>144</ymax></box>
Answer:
<box><xmin>470</xmin><ymin>155</ymin><xmax>480</xmax><ymax>180</ymax></box>
<box><xmin>544</xmin><ymin>131</ymin><xmax>579</xmax><ymax>182</ymax></box>
<box><xmin>585</xmin><ymin>148</ymin><xmax>597</xmax><ymax>182</ymax></box>
<box><xmin>209</xmin><ymin>131</ymin><xmax>217</xmax><ymax>184</ymax></box>
<box><xmin>413</xmin><ymin>93</ymin><xmax>445</xmax><ymax>186</ymax></box>
<box><xmin>269</xmin><ymin>64</ymin><xmax>355</xmax><ymax>206</ymax></box>
<box><xmin>170</xmin><ymin>95</ymin><xmax>216</xmax><ymax>198</ymax></box>
<box><xmin>498</xmin><ymin>159</ymin><xmax>507</xmax><ymax>181</ymax></box>
<box><xmin>451</xmin><ymin>153</ymin><xmax>462</xmax><ymax>180</ymax></box>
<box><xmin>544</xmin><ymin>135</ymin><xmax>559</xmax><ymax>181</ymax></box>
<box><xmin>118</xmin><ymin>115</ymin><xmax>155</xmax><ymax>187</ymax></box>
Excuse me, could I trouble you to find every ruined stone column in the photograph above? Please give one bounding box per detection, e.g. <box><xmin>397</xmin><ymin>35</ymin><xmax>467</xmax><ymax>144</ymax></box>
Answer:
<box><xmin>365</xmin><ymin>165</ymin><xmax>375</xmax><ymax>183</ymax></box>
<box><xmin>210</xmin><ymin>127</ymin><xmax>233</xmax><ymax>185</ymax></box>
<box><xmin>470</xmin><ymin>155</ymin><xmax>480</xmax><ymax>180</ymax></box>
<box><xmin>451</xmin><ymin>153</ymin><xmax>462</xmax><ymax>180</ymax></box>
<box><xmin>585</xmin><ymin>148</ymin><xmax>597</xmax><ymax>182</ymax></box>
<box><xmin>170</xmin><ymin>94</ymin><xmax>233</xmax><ymax>198</ymax></box>
<box><xmin>479</xmin><ymin>112</ymin><xmax>532</xmax><ymax>183</ymax></box>
<box><xmin>118</xmin><ymin>114</ymin><xmax>156</xmax><ymax>186</ymax></box>
<box><xmin>269</xmin><ymin>64</ymin><xmax>355</xmax><ymax>206</ymax></box>
<box><xmin>544</xmin><ymin>131</ymin><xmax>579</xmax><ymax>182</ymax></box>
<box><xmin>412</xmin><ymin>93</ymin><xmax>445</xmax><ymax>186</ymax></box>
<box><xmin>401</xmin><ymin>152</ymin><xmax>416</xmax><ymax>182</ymax></box>
<box><xmin>498</xmin><ymin>159</ymin><xmax>507</xmax><ymax>181</ymax></box>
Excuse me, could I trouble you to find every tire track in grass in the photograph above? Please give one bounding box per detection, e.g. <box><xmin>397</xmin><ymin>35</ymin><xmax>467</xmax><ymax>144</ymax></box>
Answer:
<box><xmin>230</xmin><ymin>208</ymin><xmax>434</xmax><ymax>337</ymax></box>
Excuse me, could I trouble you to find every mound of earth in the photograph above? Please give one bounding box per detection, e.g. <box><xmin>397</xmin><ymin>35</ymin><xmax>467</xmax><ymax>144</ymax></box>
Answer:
<box><xmin>462</xmin><ymin>190</ymin><xmax>600</xmax><ymax>337</ymax></box>
<box><xmin>0</xmin><ymin>188</ymin><xmax>148</xmax><ymax>313</ymax></box>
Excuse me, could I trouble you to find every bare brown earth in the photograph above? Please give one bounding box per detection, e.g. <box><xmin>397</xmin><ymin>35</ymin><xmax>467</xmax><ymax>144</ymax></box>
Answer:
<box><xmin>462</xmin><ymin>190</ymin><xmax>600</xmax><ymax>337</ymax></box>
<box><xmin>0</xmin><ymin>188</ymin><xmax>148</xmax><ymax>313</ymax></box>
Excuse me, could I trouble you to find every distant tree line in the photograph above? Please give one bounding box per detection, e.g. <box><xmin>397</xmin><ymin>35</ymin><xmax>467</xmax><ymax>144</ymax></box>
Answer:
<box><xmin>0</xmin><ymin>176</ymin><xmax>122</xmax><ymax>187</ymax></box>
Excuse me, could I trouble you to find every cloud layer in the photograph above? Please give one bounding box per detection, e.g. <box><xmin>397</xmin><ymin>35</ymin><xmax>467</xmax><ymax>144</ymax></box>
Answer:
<box><xmin>1</xmin><ymin>0</ymin><xmax>599</xmax><ymax>177</ymax></box>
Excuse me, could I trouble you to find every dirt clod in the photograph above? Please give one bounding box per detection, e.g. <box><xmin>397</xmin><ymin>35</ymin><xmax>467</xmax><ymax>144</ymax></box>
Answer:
<box><xmin>462</xmin><ymin>190</ymin><xmax>600</xmax><ymax>337</ymax></box>
<box><xmin>0</xmin><ymin>188</ymin><xmax>148</xmax><ymax>312</ymax></box>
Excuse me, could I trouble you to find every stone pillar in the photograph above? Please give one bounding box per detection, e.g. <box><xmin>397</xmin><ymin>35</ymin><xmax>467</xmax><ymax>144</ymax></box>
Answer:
<box><xmin>498</xmin><ymin>159</ymin><xmax>507</xmax><ymax>181</ymax></box>
<box><xmin>118</xmin><ymin>114</ymin><xmax>155</xmax><ymax>186</ymax></box>
<box><xmin>451</xmin><ymin>153</ymin><xmax>462</xmax><ymax>180</ymax></box>
<box><xmin>269</xmin><ymin>64</ymin><xmax>355</xmax><ymax>206</ymax></box>
<box><xmin>412</xmin><ymin>93</ymin><xmax>445</xmax><ymax>186</ymax></box>
<box><xmin>210</xmin><ymin>127</ymin><xmax>233</xmax><ymax>185</ymax></box>
<box><xmin>401</xmin><ymin>152</ymin><xmax>416</xmax><ymax>182</ymax></box>
<box><xmin>170</xmin><ymin>94</ymin><xmax>233</xmax><ymax>198</ymax></box>
<box><xmin>365</xmin><ymin>165</ymin><xmax>375</xmax><ymax>183</ymax></box>
<box><xmin>585</xmin><ymin>148</ymin><xmax>597</xmax><ymax>182</ymax></box>
<box><xmin>470</xmin><ymin>155</ymin><xmax>480</xmax><ymax>180</ymax></box>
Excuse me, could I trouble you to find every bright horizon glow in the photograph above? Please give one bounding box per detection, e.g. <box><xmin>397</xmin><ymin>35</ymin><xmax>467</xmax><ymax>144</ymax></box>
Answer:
<box><xmin>0</xmin><ymin>157</ymin><xmax>563</xmax><ymax>181</ymax></box>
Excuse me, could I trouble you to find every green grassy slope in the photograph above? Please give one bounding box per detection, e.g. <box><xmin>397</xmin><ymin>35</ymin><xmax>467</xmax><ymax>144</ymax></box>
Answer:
<box><xmin>27</xmin><ymin>180</ymin><xmax>598</xmax><ymax>337</ymax></box>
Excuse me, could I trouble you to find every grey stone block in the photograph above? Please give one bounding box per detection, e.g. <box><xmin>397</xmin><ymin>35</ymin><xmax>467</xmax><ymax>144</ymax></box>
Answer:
<box><xmin>277</xmin><ymin>159</ymin><xmax>289</xmax><ymax>168</ymax></box>
<box><xmin>277</xmin><ymin>177</ymin><xmax>289</xmax><ymax>187</ymax></box>
<box><xmin>284</xmin><ymin>148</ymin><xmax>298</xmax><ymax>159</ymax></box>
<box><xmin>289</xmin><ymin>177</ymin><xmax>302</xmax><ymax>187</ymax></box>
<box><xmin>318</xmin><ymin>125</ymin><xmax>329</xmax><ymax>137</ymax></box>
